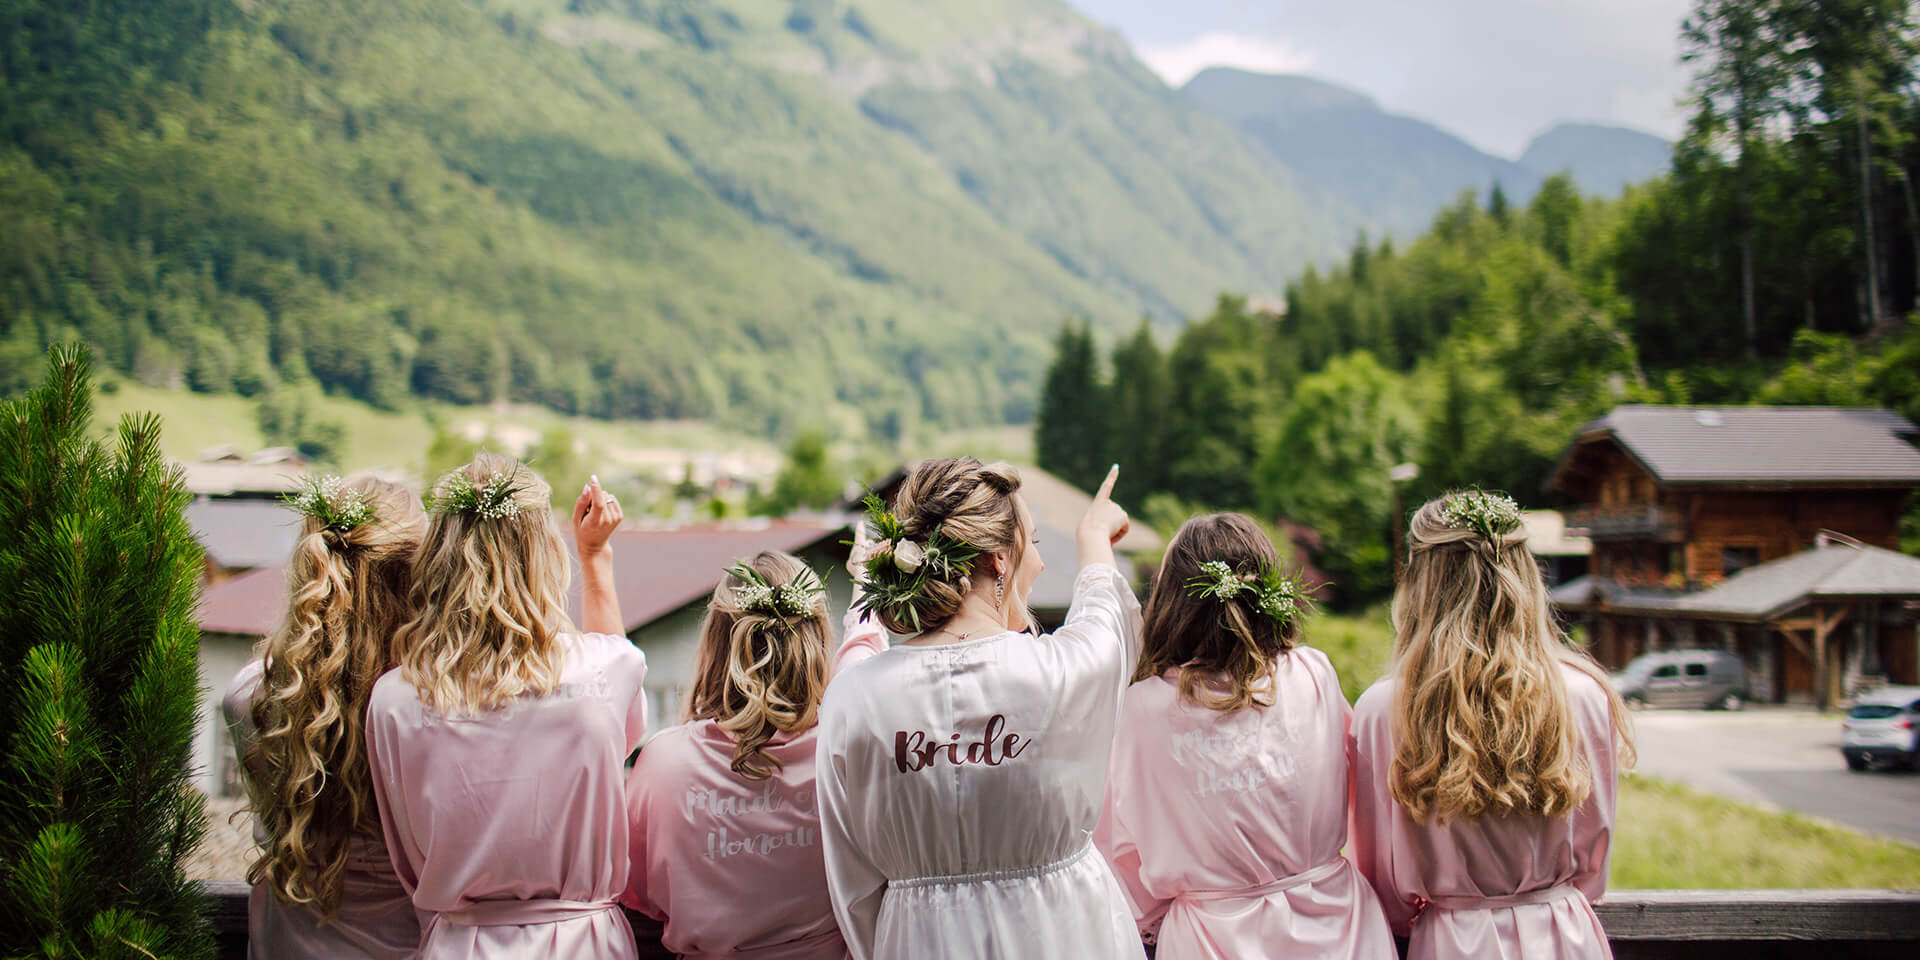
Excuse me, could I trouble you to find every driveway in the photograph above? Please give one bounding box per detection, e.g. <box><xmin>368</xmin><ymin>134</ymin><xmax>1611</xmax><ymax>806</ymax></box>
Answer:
<box><xmin>1630</xmin><ymin>707</ymin><xmax>1920</xmax><ymax>845</ymax></box>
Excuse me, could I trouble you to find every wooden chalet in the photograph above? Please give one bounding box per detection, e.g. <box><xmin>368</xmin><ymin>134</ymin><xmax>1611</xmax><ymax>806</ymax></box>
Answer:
<box><xmin>1548</xmin><ymin>406</ymin><xmax>1920</xmax><ymax>707</ymax></box>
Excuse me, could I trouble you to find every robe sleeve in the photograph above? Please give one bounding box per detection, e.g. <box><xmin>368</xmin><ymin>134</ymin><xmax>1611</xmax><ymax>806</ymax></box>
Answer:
<box><xmin>1052</xmin><ymin>563</ymin><xmax>1144</xmax><ymax>690</ymax></box>
<box><xmin>833</xmin><ymin>583</ymin><xmax>890</xmax><ymax>677</ymax></box>
<box><xmin>363</xmin><ymin>688</ymin><xmax>422</xmax><ymax>897</ymax></box>
<box><xmin>220</xmin><ymin>660</ymin><xmax>266</xmax><ymax>796</ymax></box>
<box><xmin>620</xmin><ymin>744</ymin><xmax>668</xmax><ymax>919</ymax></box>
<box><xmin>1348</xmin><ymin>684</ymin><xmax>1419</xmax><ymax>936</ymax></box>
<box><xmin>587</xmin><ymin>633</ymin><xmax>651</xmax><ymax>751</ymax></box>
<box><xmin>817</xmin><ymin>722</ymin><xmax>886</xmax><ymax>960</ymax></box>
<box><xmin>1094</xmin><ymin>781</ymin><xmax>1170</xmax><ymax>939</ymax></box>
<box><xmin>1569</xmin><ymin>671</ymin><xmax>1620</xmax><ymax>904</ymax></box>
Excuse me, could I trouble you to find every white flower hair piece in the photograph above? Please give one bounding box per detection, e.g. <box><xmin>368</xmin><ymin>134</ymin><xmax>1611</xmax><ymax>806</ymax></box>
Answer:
<box><xmin>284</xmin><ymin>474</ymin><xmax>376</xmax><ymax>532</ymax></box>
<box><xmin>1185</xmin><ymin>560</ymin><xmax>1309</xmax><ymax>629</ymax></box>
<box><xmin>848</xmin><ymin>492</ymin><xmax>981</xmax><ymax>632</ymax></box>
<box><xmin>1440</xmin><ymin>489</ymin><xmax>1524</xmax><ymax>560</ymax></box>
<box><xmin>726</xmin><ymin>561</ymin><xmax>826</xmax><ymax>621</ymax></box>
<box><xmin>426</xmin><ymin>468</ymin><xmax>527</xmax><ymax>521</ymax></box>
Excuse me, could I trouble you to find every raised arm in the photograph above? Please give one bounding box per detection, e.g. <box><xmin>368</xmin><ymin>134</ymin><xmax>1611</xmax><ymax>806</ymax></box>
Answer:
<box><xmin>572</xmin><ymin>475</ymin><xmax>624</xmax><ymax>637</ymax></box>
<box><xmin>1076</xmin><ymin>464</ymin><xmax>1129</xmax><ymax>571</ymax></box>
<box><xmin>835</xmin><ymin>522</ymin><xmax>889</xmax><ymax>675</ymax></box>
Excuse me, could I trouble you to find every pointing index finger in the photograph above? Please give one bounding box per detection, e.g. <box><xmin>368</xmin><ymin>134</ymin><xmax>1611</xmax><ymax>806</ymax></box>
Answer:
<box><xmin>1094</xmin><ymin>463</ymin><xmax>1119</xmax><ymax>501</ymax></box>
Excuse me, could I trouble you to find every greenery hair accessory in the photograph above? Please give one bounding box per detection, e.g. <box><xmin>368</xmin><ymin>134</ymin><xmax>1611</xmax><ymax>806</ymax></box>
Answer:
<box><xmin>1441</xmin><ymin>489</ymin><xmax>1524</xmax><ymax>559</ymax></box>
<box><xmin>726</xmin><ymin>561</ymin><xmax>826</xmax><ymax>621</ymax></box>
<box><xmin>425</xmin><ymin>468</ymin><xmax>527</xmax><ymax>521</ymax></box>
<box><xmin>285</xmin><ymin>475</ymin><xmax>376</xmax><ymax>532</ymax></box>
<box><xmin>849</xmin><ymin>492</ymin><xmax>981</xmax><ymax>631</ymax></box>
<box><xmin>1185</xmin><ymin>560</ymin><xmax>1309</xmax><ymax>627</ymax></box>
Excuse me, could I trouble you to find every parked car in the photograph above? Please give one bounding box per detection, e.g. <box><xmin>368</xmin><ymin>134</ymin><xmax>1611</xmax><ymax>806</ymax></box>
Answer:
<box><xmin>1841</xmin><ymin>686</ymin><xmax>1920</xmax><ymax>771</ymax></box>
<box><xmin>1612</xmin><ymin>649</ymin><xmax>1749</xmax><ymax>710</ymax></box>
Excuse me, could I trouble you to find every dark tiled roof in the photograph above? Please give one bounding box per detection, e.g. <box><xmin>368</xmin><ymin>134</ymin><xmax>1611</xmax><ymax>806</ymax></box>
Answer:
<box><xmin>195</xmin><ymin>523</ymin><xmax>849</xmax><ymax>638</ymax></box>
<box><xmin>188</xmin><ymin>499</ymin><xmax>304</xmax><ymax>572</ymax></box>
<box><xmin>1549</xmin><ymin>543</ymin><xmax>1920</xmax><ymax>622</ymax></box>
<box><xmin>1565</xmin><ymin>405</ymin><xmax>1920</xmax><ymax>485</ymax></box>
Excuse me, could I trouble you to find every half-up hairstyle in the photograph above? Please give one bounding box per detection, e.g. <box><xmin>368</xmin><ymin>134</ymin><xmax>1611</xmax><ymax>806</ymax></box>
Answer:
<box><xmin>861</xmin><ymin>457</ymin><xmax>1027</xmax><ymax>635</ymax></box>
<box><xmin>684</xmin><ymin>551</ymin><xmax>832</xmax><ymax>779</ymax></box>
<box><xmin>1137</xmin><ymin>514</ymin><xmax>1304</xmax><ymax>711</ymax></box>
<box><xmin>248</xmin><ymin>476</ymin><xmax>424</xmax><ymax>917</ymax></box>
<box><xmin>1389</xmin><ymin>492</ymin><xmax>1634</xmax><ymax>824</ymax></box>
<box><xmin>395</xmin><ymin>453</ymin><xmax>574</xmax><ymax>714</ymax></box>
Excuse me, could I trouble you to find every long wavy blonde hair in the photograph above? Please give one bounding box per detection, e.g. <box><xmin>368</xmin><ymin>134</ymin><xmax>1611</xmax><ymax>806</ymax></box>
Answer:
<box><xmin>248</xmin><ymin>477</ymin><xmax>424</xmax><ymax>917</ymax></box>
<box><xmin>684</xmin><ymin>551</ymin><xmax>832</xmax><ymax>780</ymax></box>
<box><xmin>395</xmin><ymin>453</ymin><xmax>574</xmax><ymax>714</ymax></box>
<box><xmin>1389</xmin><ymin>493</ymin><xmax>1634</xmax><ymax>824</ymax></box>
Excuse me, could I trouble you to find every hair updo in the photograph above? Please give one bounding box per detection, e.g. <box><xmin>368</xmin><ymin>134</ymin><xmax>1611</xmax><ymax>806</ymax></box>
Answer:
<box><xmin>685</xmin><ymin>551</ymin><xmax>832</xmax><ymax>780</ymax></box>
<box><xmin>874</xmin><ymin>457</ymin><xmax>1026</xmax><ymax>635</ymax></box>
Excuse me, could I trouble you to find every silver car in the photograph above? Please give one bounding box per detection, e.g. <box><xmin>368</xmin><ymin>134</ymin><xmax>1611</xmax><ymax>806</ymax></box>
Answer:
<box><xmin>1842</xmin><ymin>686</ymin><xmax>1920</xmax><ymax>772</ymax></box>
<box><xmin>1612</xmin><ymin>649</ymin><xmax>1749</xmax><ymax>711</ymax></box>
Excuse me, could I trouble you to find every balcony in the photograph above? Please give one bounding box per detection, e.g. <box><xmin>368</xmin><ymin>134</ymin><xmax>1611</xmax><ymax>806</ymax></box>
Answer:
<box><xmin>1567</xmin><ymin>503</ymin><xmax>1686</xmax><ymax>542</ymax></box>
<box><xmin>199</xmin><ymin>883</ymin><xmax>1920</xmax><ymax>959</ymax></box>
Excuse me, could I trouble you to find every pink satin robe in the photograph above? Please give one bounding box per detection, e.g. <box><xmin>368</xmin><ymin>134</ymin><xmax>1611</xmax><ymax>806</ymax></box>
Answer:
<box><xmin>816</xmin><ymin>563</ymin><xmax>1147</xmax><ymax>960</ymax></box>
<box><xmin>620</xmin><ymin>610</ymin><xmax>888</xmax><ymax>959</ymax></box>
<box><xmin>1096</xmin><ymin>646</ymin><xmax>1396</xmax><ymax>960</ymax></box>
<box><xmin>1349</xmin><ymin>663</ymin><xmax>1622</xmax><ymax>960</ymax></box>
<box><xmin>221</xmin><ymin>659</ymin><xmax>421</xmax><ymax>960</ymax></box>
<box><xmin>365</xmin><ymin>632</ymin><xmax>649</xmax><ymax>959</ymax></box>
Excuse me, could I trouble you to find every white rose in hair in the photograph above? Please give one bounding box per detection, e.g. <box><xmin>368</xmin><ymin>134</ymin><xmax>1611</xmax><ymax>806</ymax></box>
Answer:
<box><xmin>893</xmin><ymin>539</ymin><xmax>926</xmax><ymax>573</ymax></box>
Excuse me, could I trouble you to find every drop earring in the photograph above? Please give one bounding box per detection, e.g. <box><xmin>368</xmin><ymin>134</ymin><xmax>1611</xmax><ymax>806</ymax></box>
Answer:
<box><xmin>994</xmin><ymin>572</ymin><xmax>1006</xmax><ymax>608</ymax></box>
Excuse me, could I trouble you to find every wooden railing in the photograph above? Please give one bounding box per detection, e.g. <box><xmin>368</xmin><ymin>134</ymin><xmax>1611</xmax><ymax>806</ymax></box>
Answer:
<box><xmin>1566</xmin><ymin>503</ymin><xmax>1686</xmax><ymax>542</ymax></box>
<box><xmin>199</xmin><ymin>882</ymin><xmax>1920</xmax><ymax>959</ymax></box>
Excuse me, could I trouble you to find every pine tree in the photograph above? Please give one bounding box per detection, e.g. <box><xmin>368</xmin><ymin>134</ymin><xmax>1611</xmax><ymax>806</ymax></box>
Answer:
<box><xmin>1034</xmin><ymin>321</ymin><xmax>1110</xmax><ymax>492</ymax></box>
<box><xmin>0</xmin><ymin>345</ymin><xmax>212</xmax><ymax>959</ymax></box>
<box><xmin>1107</xmin><ymin>320</ymin><xmax>1170</xmax><ymax>498</ymax></box>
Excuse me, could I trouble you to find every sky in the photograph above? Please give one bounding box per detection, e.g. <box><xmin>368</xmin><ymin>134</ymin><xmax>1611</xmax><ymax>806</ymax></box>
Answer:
<box><xmin>1068</xmin><ymin>0</ymin><xmax>1696</xmax><ymax>158</ymax></box>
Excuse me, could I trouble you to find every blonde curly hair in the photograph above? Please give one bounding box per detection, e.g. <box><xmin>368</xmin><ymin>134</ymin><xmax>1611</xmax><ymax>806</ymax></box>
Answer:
<box><xmin>247</xmin><ymin>476</ymin><xmax>424</xmax><ymax>917</ymax></box>
<box><xmin>1389</xmin><ymin>492</ymin><xmax>1634</xmax><ymax>824</ymax></box>
<box><xmin>684</xmin><ymin>551</ymin><xmax>832</xmax><ymax>780</ymax></box>
<box><xmin>395</xmin><ymin>453</ymin><xmax>574</xmax><ymax>714</ymax></box>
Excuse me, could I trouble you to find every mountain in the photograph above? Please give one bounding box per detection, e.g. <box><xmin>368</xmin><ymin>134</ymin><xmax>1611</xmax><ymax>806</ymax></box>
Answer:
<box><xmin>0</xmin><ymin>0</ymin><xmax>1347</xmax><ymax>439</ymax></box>
<box><xmin>1180</xmin><ymin>68</ymin><xmax>1540</xmax><ymax>244</ymax></box>
<box><xmin>1519</xmin><ymin>123</ymin><xmax>1671</xmax><ymax>195</ymax></box>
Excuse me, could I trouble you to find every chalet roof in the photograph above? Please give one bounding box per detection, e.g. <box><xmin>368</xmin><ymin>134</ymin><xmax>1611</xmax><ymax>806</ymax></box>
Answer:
<box><xmin>187</xmin><ymin>499</ymin><xmax>303</xmax><ymax>572</ymax></box>
<box><xmin>196</xmin><ymin>523</ymin><xmax>849</xmax><ymax>638</ymax></box>
<box><xmin>1550</xmin><ymin>541</ymin><xmax>1920</xmax><ymax>622</ymax></box>
<box><xmin>1551</xmin><ymin>405</ymin><xmax>1920</xmax><ymax>489</ymax></box>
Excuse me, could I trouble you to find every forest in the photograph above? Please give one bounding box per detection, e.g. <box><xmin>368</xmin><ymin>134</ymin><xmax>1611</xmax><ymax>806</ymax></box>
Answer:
<box><xmin>1036</xmin><ymin>0</ymin><xmax>1920</xmax><ymax>607</ymax></box>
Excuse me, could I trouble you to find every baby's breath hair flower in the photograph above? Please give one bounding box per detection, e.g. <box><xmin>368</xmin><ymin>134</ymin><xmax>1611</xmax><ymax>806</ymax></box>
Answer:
<box><xmin>425</xmin><ymin>468</ymin><xmax>528</xmax><ymax>521</ymax></box>
<box><xmin>1440</xmin><ymin>489</ymin><xmax>1524</xmax><ymax>560</ymax></box>
<box><xmin>848</xmin><ymin>492</ymin><xmax>980</xmax><ymax>632</ymax></box>
<box><xmin>1185</xmin><ymin>560</ymin><xmax>1310</xmax><ymax>629</ymax></box>
<box><xmin>284</xmin><ymin>474</ymin><xmax>376</xmax><ymax>533</ymax></box>
<box><xmin>726</xmin><ymin>561</ymin><xmax>825</xmax><ymax>620</ymax></box>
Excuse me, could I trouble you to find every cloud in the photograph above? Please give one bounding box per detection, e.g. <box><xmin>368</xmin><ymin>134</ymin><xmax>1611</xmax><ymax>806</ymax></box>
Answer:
<box><xmin>1138</xmin><ymin>32</ymin><xmax>1316</xmax><ymax>87</ymax></box>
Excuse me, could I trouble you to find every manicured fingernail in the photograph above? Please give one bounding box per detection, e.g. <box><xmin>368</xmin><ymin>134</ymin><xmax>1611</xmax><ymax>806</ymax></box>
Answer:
<box><xmin>591</xmin><ymin>474</ymin><xmax>600</xmax><ymax>485</ymax></box>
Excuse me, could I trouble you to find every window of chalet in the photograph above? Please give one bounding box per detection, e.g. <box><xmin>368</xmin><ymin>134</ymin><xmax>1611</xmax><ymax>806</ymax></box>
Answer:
<box><xmin>1722</xmin><ymin>546</ymin><xmax>1761</xmax><ymax>578</ymax></box>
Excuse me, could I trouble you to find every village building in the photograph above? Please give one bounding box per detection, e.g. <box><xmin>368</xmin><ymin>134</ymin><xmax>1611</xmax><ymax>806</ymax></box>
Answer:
<box><xmin>1547</xmin><ymin>405</ymin><xmax>1920</xmax><ymax>707</ymax></box>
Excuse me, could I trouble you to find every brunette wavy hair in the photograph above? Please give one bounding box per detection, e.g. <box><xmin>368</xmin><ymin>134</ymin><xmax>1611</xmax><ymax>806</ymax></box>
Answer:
<box><xmin>247</xmin><ymin>477</ymin><xmax>424</xmax><ymax>917</ymax></box>
<box><xmin>1136</xmin><ymin>513</ymin><xmax>1302</xmax><ymax>710</ymax></box>
<box><xmin>684</xmin><ymin>551</ymin><xmax>833</xmax><ymax>779</ymax></box>
<box><xmin>1389</xmin><ymin>493</ymin><xmax>1635</xmax><ymax>824</ymax></box>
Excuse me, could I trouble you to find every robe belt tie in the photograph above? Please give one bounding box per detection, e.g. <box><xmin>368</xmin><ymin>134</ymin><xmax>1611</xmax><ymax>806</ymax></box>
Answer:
<box><xmin>892</xmin><ymin>840</ymin><xmax>1094</xmax><ymax>888</ymax></box>
<box><xmin>1175</xmin><ymin>857</ymin><xmax>1348</xmax><ymax>904</ymax></box>
<box><xmin>1425</xmin><ymin>882</ymin><xmax>1581</xmax><ymax>912</ymax></box>
<box><xmin>439</xmin><ymin>897</ymin><xmax>619</xmax><ymax>926</ymax></box>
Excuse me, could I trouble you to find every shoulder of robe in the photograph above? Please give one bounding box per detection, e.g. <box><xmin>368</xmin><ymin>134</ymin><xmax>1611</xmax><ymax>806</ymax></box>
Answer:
<box><xmin>365</xmin><ymin>668</ymin><xmax>415</xmax><ymax>717</ymax></box>
<box><xmin>221</xmin><ymin>659</ymin><xmax>264</xmax><ymax>720</ymax></box>
<box><xmin>1351</xmin><ymin>678</ymin><xmax>1398</xmax><ymax>724</ymax></box>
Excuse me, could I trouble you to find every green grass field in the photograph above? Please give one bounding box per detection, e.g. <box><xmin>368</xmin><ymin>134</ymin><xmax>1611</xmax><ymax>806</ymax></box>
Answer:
<box><xmin>1307</xmin><ymin>608</ymin><xmax>1920</xmax><ymax>888</ymax></box>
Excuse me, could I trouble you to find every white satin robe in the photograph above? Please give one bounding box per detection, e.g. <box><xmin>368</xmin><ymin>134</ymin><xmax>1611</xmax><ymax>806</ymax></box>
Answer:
<box><xmin>222</xmin><ymin>659</ymin><xmax>421</xmax><ymax>960</ymax></box>
<box><xmin>365</xmin><ymin>632</ymin><xmax>649</xmax><ymax>959</ymax></box>
<box><xmin>1096</xmin><ymin>646</ymin><xmax>1395</xmax><ymax>960</ymax></box>
<box><xmin>1349</xmin><ymin>663</ymin><xmax>1622</xmax><ymax>960</ymax></box>
<box><xmin>815</xmin><ymin>563</ymin><xmax>1147</xmax><ymax>960</ymax></box>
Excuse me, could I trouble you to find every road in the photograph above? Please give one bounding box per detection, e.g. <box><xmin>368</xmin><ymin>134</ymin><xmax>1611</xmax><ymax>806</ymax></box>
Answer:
<box><xmin>1630</xmin><ymin>707</ymin><xmax>1920</xmax><ymax>845</ymax></box>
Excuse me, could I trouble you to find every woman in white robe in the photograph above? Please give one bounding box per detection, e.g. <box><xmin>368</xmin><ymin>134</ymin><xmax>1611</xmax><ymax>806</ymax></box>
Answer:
<box><xmin>816</xmin><ymin>459</ymin><xmax>1142</xmax><ymax>960</ymax></box>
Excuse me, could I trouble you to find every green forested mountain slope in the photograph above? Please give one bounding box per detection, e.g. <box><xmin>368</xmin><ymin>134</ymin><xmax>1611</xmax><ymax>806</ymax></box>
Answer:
<box><xmin>1</xmin><ymin>0</ymin><xmax>1352</xmax><ymax>436</ymax></box>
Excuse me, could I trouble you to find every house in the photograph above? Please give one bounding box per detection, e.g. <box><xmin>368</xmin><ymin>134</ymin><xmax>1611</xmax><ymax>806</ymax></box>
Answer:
<box><xmin>193</xmin><ymin>521</ymin><xmax>851</xmax><ymax>796</ymax></box>
<box><xmin>187</xmin><ymin>499</ymin><xmax>304</xmax><ymax>585</ymax></box>
<box><xmin>1521</xmin><ymin>509</ymin><xmax>1591</xmax><ymax>587</ymax></box>
<box><xmin>857</xmin><ymin>464</ymin><xmax>1163</xmax><ymax>629</ymax></box>
<box><xmin>1547</xmin><ymin>405</ymin><xmax>1920</xmax><ymax>706</ymax></box>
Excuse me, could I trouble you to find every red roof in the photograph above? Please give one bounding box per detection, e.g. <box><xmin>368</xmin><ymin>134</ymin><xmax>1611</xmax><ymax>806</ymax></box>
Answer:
<box><xmin>195</xmin><ymin>523</ymin><xmax>848</xmax><ymax>638</ymax></box>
